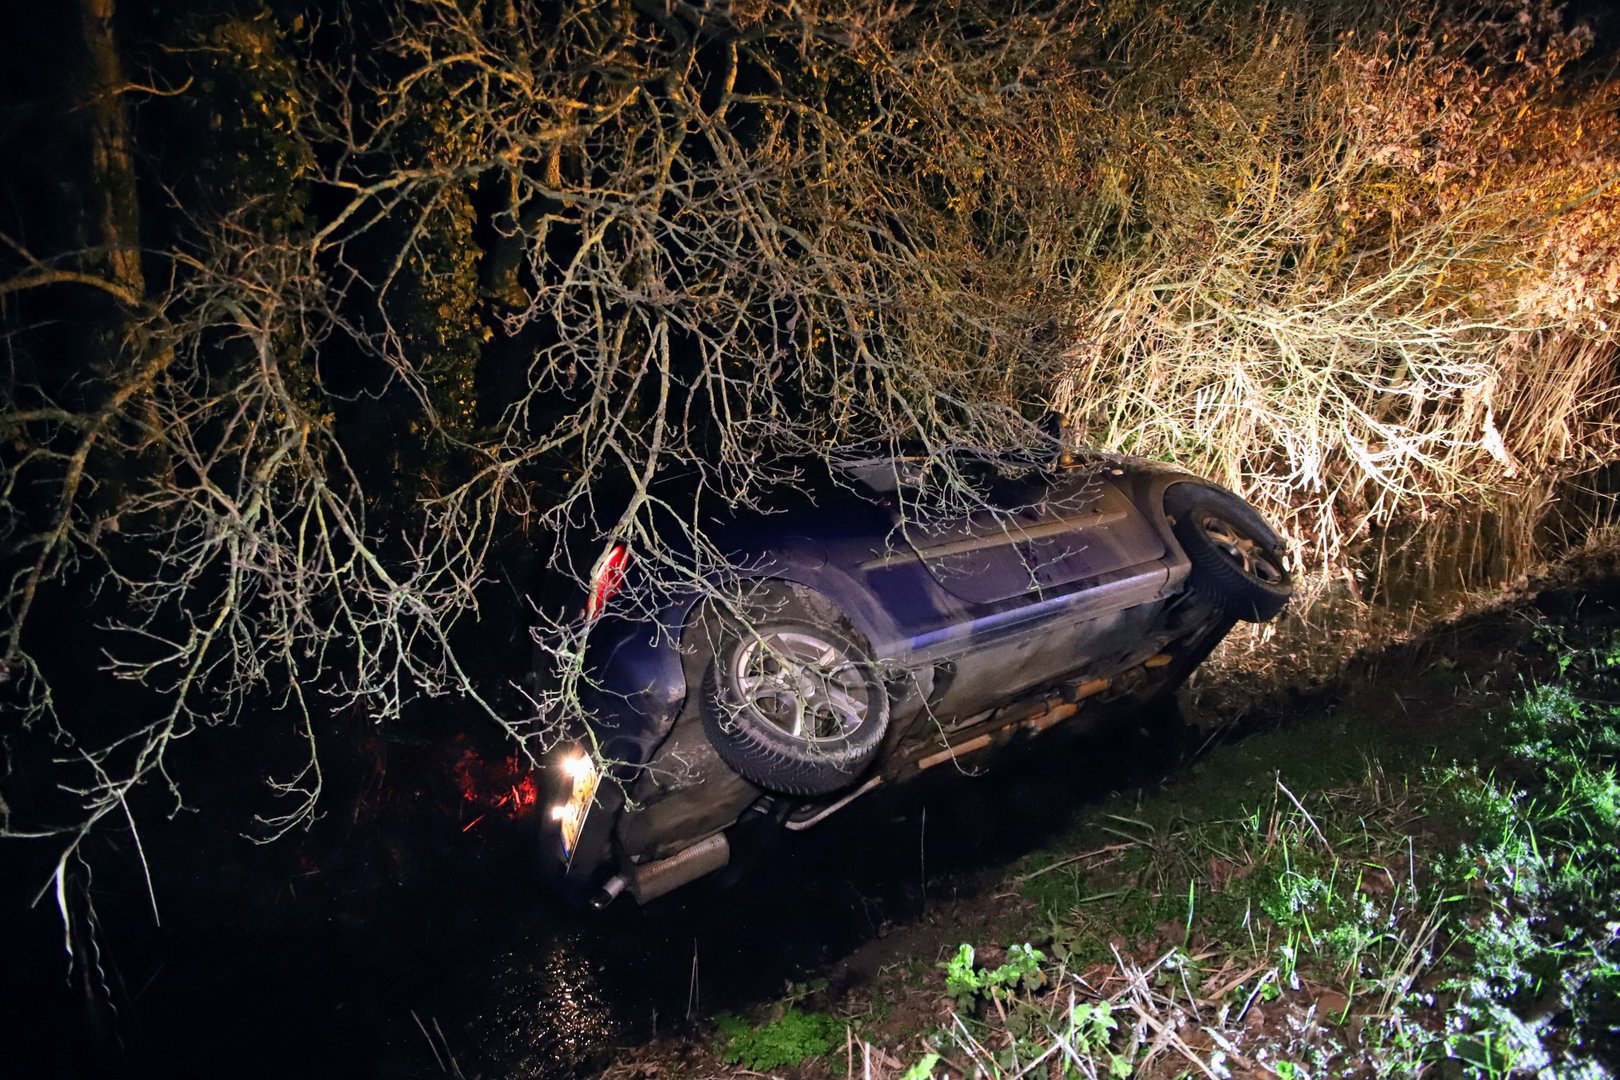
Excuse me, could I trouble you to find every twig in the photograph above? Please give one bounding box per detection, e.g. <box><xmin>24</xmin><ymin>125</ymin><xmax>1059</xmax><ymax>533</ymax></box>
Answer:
<box><xmin>1015</xmin><ymin>844</ymin><xmax>1131</xmax><ymax>883</ymax></box>
<box><xmin>1275</xmin><ymin>774</ymin><xmax>1336</xmax><ymax>857</ymax></box>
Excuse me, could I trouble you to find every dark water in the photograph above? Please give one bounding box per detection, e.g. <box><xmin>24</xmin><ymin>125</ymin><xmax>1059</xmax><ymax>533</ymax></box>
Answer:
<box><xmin>6</xmin><ymin>708</ymin><xmax>1182</xmax><ymax>1080</ymax></box>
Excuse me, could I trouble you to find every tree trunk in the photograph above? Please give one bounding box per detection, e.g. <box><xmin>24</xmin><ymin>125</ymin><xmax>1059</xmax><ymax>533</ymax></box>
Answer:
<box><xmin>79</xmin><ymin>0</ymin><xmax>144</xmax><ymax>297</ymax></box>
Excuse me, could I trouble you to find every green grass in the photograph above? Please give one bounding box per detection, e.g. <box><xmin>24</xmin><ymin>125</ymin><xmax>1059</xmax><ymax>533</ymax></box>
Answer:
<box><xmin>715</xmin><ymin>1006</ymin><xmax>843</xmax><ymax>1072</ymax></box>
<box><xmin>906</xmin><ymin>623</ymin><xmax>1620</xmax><ymax>1079</ymax></box>
<box><xmin>694</xmin><ymin>611</ymin><xmax>1620</xmax><ymax>1078</ymax></box>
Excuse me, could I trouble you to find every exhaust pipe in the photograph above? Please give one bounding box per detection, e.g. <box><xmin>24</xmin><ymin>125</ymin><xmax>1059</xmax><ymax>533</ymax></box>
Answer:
<box><xmin>589</xmin><ymin>874</ymin><xmax>628</xmax><ymax>910</ymax></box>
<box><xmin>627</xmin><ymin>832</ymin><xmax>731</xmax><ymax>904</ymax></box>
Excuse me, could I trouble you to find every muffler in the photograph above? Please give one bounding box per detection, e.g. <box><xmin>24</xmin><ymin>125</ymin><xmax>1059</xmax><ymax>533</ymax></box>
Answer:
<box><xmin>626</xmin><ymin>832</ymin><xmax>731</xmax><ymax>904</ymax></box>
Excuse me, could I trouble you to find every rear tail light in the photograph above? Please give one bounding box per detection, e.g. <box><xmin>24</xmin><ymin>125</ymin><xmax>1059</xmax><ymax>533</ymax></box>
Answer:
<box><xmin>585</xmin><ymin>542</ymin><xmax>629</xmax><ymax>619</ymax></box>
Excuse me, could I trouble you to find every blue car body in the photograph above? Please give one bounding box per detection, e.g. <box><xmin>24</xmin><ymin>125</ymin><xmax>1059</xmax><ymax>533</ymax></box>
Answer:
<box><xmin>536</xmin><ymin>454</ymin><xmax>1286</xmax><ymax>906</ymax></box>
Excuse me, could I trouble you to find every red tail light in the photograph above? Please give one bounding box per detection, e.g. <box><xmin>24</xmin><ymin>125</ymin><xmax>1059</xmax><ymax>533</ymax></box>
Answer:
<box><xmin>586</xmin><ymin>543</ymin><xmax>629</xmax><ymax>619</ymax></box>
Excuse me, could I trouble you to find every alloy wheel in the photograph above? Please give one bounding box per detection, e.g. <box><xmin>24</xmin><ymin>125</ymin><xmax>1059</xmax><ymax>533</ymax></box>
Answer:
<box><xmin>731</xmin><ymin>630</ymin><xmax>869</xmax><ymax>741</ymax></box>
<box><xmin>1199</xmin><ymin>513</ymin><xmax>1286</xmax><ymax>586</ymax></box>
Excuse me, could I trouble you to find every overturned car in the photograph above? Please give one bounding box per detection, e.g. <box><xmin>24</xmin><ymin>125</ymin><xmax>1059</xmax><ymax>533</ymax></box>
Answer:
<box><xmin>533</xmin><ymin>452</ymin><xmax>1291</xmax><ymax>907</ymax></box>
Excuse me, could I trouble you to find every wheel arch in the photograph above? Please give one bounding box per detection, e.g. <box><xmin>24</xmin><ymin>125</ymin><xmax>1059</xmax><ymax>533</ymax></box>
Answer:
<box><xmin>1108</xmin><ymin>465</ymin><xmax>1210</xmax><ymax>585</ymax></box>
<box><xmin>677</xmin><ymin>563</ymin><xmax>902</xmax><ymax>667</ymax></box>
<box><xmin>1158</xmin><ymin>477</ymin><xmax>1288</xmax><ymax>550</ymax></box>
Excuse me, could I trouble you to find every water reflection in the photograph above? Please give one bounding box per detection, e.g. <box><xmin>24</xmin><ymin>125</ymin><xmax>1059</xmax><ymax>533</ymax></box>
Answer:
<box><xmin>471</xmin><ymin>928</ymin><xmax>624</xmax><ymax>1078</ymax></box>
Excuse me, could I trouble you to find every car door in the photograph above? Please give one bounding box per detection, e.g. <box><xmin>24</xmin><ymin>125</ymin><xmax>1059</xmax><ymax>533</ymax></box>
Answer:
<box><xmin>1017</xmin><ymin>471</ymin><xmax>1166</xmax><ymax>592</ymax></box>
<box><xmin>908</xmin><ymin>466</ymin><xmax>1163</xmax><ymax>605</ymax></box>
<box><xmin>887</xmin><ymin>466</ymin><xmax>1171</xmax><ymax>723</ymax></box>
<box><xmin>838</xmin><ymin>456</ymin><xmax>1043</xmax><ymax>608</ymax></box>
<box><xmin>905</xmin><ymin>507</ymin><xmax>1040</xmax><ymax>605</ymax></box>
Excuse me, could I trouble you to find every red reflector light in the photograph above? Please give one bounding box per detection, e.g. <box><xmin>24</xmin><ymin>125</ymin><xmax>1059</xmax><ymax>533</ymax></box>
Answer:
<box><xmin>586</xmin><ymin>543</ymin><xmax>629</xmax><ymax>619</ymax></box>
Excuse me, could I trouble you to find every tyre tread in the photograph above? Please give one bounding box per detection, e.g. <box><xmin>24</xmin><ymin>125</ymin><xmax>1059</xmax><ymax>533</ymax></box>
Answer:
<box><xmin>1165</xmin><ymin>485</ymin><xmax>1291</xmax><ymax>622</ymax></box>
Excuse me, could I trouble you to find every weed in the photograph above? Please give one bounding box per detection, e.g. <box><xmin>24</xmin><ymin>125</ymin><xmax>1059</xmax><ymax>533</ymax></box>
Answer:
<box><xmin>715</xmin><ymin>1007</ymin><xmax>840</xmax><ymax>1072</ymax></box>
<box><xmin>892</xmin><ymin>622</ymin><xmax>1620</xmax><ymax>1080</ymax></box>
<box><xmin>1065</xmin><ymin>1001</ymin><xmax>1118</xmax><ymax>1056</ymax></box>
<box><xmin>900</xmin><ymin>1052</ymin><xmax>940</xmax><ymax>1080</ymax></box>
<box><xmin>941</xmin><ymin>943</ymin><xmax>1047</xmax><ymax>1009</ymax></box>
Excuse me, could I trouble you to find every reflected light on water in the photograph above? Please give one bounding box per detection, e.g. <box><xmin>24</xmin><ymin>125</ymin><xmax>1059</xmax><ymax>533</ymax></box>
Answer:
<box><xmin>471</xmin><ymin>927</ymin><xmax>625</xmax><ymax>1078</ymax></box>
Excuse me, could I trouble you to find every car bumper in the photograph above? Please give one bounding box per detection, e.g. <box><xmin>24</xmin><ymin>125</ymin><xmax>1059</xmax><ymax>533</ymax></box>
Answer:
<box><xmin>535</xmin><ymin>611</ymin><xmax>694</xmax><ymax>899</ymax></box>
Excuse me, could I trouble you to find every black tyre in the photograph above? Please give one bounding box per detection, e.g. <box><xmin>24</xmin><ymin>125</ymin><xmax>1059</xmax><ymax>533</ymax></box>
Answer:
<box><xmin>1165</xmin><ymin>485</ymin><xmax>1292</xmax><ymax>622</ymax></box>
<box><xmin>699</xmin><ymin>586</ymin><xmax>890</xmax><ymax>796</ymax></box>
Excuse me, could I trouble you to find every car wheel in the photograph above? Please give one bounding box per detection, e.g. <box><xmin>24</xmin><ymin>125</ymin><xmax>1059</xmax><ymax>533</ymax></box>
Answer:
<box><xmin>699</xmin><ymin>586</ymin><xmax>890</xmax><ymax>796</ymax></box>
<box><xmin>1165</xmin><ymin>485</ymin><xmax>1291</xmax><ymax>621</ymax></box>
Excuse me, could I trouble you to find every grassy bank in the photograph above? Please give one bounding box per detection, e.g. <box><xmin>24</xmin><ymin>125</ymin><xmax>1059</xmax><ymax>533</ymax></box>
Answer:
<box><xmin>627</xmin><ymin>586</ymin><xmax>1620</xmax><ymax>1079</ymax></box>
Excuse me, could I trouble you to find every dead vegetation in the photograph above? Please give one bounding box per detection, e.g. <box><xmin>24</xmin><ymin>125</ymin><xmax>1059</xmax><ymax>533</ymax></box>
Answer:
<box><xmin>1048</xmin><ymin>1</ymin><xmax>1620</xmax><ymax>596</ymax></box>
